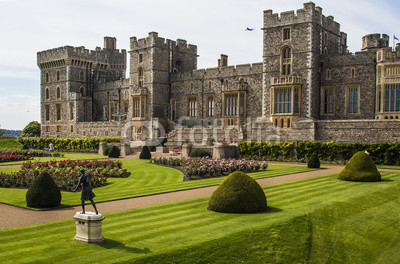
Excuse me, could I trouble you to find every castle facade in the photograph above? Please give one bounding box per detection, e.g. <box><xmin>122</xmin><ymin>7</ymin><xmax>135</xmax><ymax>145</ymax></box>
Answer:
<box><xmin>38</xmin><ymin>2</ymin><xmax>400</xmax><ymax>144</ymax></box>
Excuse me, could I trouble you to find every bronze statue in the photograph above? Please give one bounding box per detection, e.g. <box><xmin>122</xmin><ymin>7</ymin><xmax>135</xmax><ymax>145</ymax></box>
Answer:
<box><xmin>73</xmin><ymin>169</ymin><xmax>98</xmax><ymax>214</ymax></box>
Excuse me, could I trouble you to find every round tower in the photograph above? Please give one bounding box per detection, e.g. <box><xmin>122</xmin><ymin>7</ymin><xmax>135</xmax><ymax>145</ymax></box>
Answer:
<box><xmin>362</xmin><ymin>34</ymin><xmax>389</xmax><ymax>51</ymax></box>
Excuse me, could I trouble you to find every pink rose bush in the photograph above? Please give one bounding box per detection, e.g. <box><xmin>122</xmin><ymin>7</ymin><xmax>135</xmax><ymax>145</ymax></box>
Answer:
<box><xmin>154</xmin><ymin>157</ymin><xmax>268</xmax><ymax>178</ymax></box>
<box><xmin>0</xmin><ymin>160</ymin><xmax>130</xmax><ymax>191</ymax></box>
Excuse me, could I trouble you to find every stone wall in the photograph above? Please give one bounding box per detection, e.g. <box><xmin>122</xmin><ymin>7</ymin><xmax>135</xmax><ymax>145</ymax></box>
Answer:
<box><xmin>169</xmin><ymin>63</ymin><xmax>263</xmax><ymax>126</ymax></box>
<box><xmin>315</xmin><ymin>120</ymin><xmax>400</xmax><ymax>143</ymax></box>
<box><xmin>41</xmin><ymin>121</ymin><xmax>125</xmax><ymax>138</ymax></box>
<box><xmin>321</xmin><ymin>50</ymin><xmax>376</xmax><ymax>120</ymax></box>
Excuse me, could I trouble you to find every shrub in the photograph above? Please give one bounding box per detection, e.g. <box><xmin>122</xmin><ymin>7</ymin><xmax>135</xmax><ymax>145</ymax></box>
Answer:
<box><xmin>103</xmin><ymin>145</ymin><xmax>111</xmax><ymax>156</ymax></box>
<box><xmin>307</xmin><ymin>153</ymin><xmax>320</xmax><ymax>168</ymax></box>
<box><xmin>190</xmin><ymin>148</ymin><xmax>212</xmax><ymax>158</ymax></box>
<box><xmin>338</xmin><ymin>151</ymin><xmax>381</xmax><ymax>182</ymax></box>
<box><xmin>22</xmin><ymin>144</ymin><xmax>29</xmax><ymax>150</ymax></box>
<box><xmin>148</xmin><ymin>145</ymin><xmax>156</xmax><ymax>152</ymax></box>
<box><xmin>26</xmin><ymin>171</ymin><xmax>62</xmax><ymax>208</ymax></box>
<box><xmin>19</xmin><ymin>137</ymin><xmax>120</xmax><ymax>151</ymax></box>
<box><xmin>139</xmin><ymin>146</ymin><xmax>151</xmax><ymax>159</ymax></box>
<box><xmin>108</xmin><ymin>146</ymin><xmax>120</xmax><ymax>158</ymax></box>
<box><xmin>1</xmin><ymin>160</ymin><xmax>127</xmax><ymax>190</ymax></box>
<box><xmin>208</xmin><ymin>171</ymin><xmax>267</xmax><ymax>213</ymax></box>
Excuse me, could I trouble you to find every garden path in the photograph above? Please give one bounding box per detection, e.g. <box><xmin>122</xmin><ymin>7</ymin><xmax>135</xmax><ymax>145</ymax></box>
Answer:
<box><xmin>0</xmin><ymin>165</ymin><xmax>343</xmax><ymax>229</ymax></box>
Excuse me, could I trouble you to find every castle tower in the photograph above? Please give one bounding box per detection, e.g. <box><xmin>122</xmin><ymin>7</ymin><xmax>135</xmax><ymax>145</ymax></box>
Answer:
<box><xmin>262</xmin><ymin>2</ymin><xmax>347</xmax><ymax>126</ymax></box>
<box><xmin>129</xmin><ymin>32</ymin><xmax>197</xmax><ymax>140</ymax></box>
<box><xmin>362</xmin><ymin>33</ymin><xmax>389</xmax><ymax>51</ymax></box>
<box><xmin>37</xmin><ymin>37</ymin><xmax>126</xmax><ymax>137</ymax></box>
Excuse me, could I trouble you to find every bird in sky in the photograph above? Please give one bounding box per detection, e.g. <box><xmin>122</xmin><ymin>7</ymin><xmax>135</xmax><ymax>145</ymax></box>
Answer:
<box><xmin>246</xmin><ymin>27</ymin><xmax>255</xmax><ymax>31</ymax></box>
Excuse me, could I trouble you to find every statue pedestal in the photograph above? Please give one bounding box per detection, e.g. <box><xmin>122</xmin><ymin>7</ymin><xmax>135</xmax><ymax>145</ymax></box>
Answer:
<box><xmin>73</xmin><ymin>211</ymin><xmax>105</xmax><ymax>243</ymax></box>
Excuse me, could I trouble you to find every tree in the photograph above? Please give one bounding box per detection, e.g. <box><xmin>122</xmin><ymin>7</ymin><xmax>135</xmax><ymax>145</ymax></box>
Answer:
<box><xmin>21</xmin><ymin>121</ymin><xmax>41</xmax><ymax>137</ymax></box>
<box><xmin>0</xmin><ymin>124</ymin><xmax>6</xmax><ymax>137</ymax></box>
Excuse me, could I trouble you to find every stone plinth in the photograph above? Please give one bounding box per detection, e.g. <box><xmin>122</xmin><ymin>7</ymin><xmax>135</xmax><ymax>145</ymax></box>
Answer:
<box><xmin>98</xmin><ymin>142</ymin><xmax>107</xmax><ymax>156</ymax></box>
<box><xmin>213</xmin><ymin>143</ymin><xmax>227</xmax><ymax>159</ymax></box>
<box><xmin>181</xmin><ymin>143</ymin><xmax>192</xmax><ymax>157</ymax></box>
<box><xmin>73</xmin><ymin>212</ymin><xmax>105</xmax><ymax>243</ymax></box>
<box><xmin>156</xmin><ymin>146</ymin><xmax>169</xmax><ymax>153</ymax></box>
<box><xmin>120</xmin><ymin>143</ymin><xmax>132</xmax><ymax>157</ymax></box>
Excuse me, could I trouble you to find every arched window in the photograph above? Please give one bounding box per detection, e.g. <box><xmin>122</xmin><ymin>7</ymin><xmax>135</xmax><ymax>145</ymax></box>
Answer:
<box><xmin>80</xmin><ymin>87</ymin><xmax>85</xmax><ymax>97</ymax></box>
<box><xmin>57</xmin><ymin>71</ymin><xmax>60</xmax><ymax>81</ymax></box>
<box><xmin>80</xmin><ymin>71</ymin><xmax>84</xmax><ymax>81</ymax></box>
<box><xmin>56</xmin><ymin>87</ymin><xmax>61</xmax><ymax>99</ymax></box>
<box><xmin>138</xmin><ymin>67</ymin><xmax>144</xmax><ymax>87</ymax></box>
<box><xmin>45</xmin><ymin>88</ymin><xmax>49</xmax><ymax>100</ymax></box>
<box><xmin>46</xmin><ymin>73</ymin><xmax>49</xmax><ymax>83</ymax></box>
<box><xmin>280</xmin><ymin>118</ymin><xmax>284</xmax><ymax>128</ymax></box>
<box><xmin>281</xmin><ymin>47</ymin><xmax>292</xmax><ymax>75</ymax></box>
<box><xmin>170</xmin><ymin>99</ymin><xmax>176</xmax><ymax>120</ymax></box>
<box><xmin>274</xmin><ymin>119</ymin><xmax>278</xmax><ymax>127</ymax></box>
<box><xmin>287</xmin><ymin>118</ymin><xmax>291</xmax><ymax>128</ymax></box>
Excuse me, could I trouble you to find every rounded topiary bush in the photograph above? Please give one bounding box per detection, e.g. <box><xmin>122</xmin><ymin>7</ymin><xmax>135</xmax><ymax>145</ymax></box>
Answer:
<box><xmin>139</xmin><ymin>146</ymin><xmax>151</xmax><ymax>159</ymax></box>
<box><xmin>338</xmin><ymin>151</ymin><xmax>381</xmax><ymax>182</ymax></box>
<box><xmin>308</xmin><ymin>153</ymin><xmax>320</xmax><ymax>168</ymax></box>
<box><xmin>208</xmin><ymin>171</ymin><xmax>267</xmax><ymax>213</ymax></box>
<box><xmin>108</xmin><ymin>146</ymin><xmax>120</xmax><ymax>158</ymax></box>
<box><xmin>26</xmin><ymin>171</ymin><xmax>61</xmax><ymax>208</ymax></box>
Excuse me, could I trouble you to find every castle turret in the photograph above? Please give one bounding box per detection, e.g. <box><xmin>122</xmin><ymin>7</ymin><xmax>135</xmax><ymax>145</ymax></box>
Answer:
<box><xmin>37</xmin><ymin>38</ymin><xmax>127</xmax><ymax>137</ymax></box>
<box><xmin>129</xmin><ymin>32</ymin><xmax>197</xmax><ymax>140</ymax></box>
<box><xmin>104</xmin><ymin>36</ymin><xmax>117</xmax><ymax>50</ymax></box>
<box><xmin>262</xmin><ymin>2</ymin><xmax>345</xmax><ymax>123</ymax></box>
<box><xmin>362</xmin><ymin>34</ymin><xmax>389</xmax><ymax>51</ymax></box>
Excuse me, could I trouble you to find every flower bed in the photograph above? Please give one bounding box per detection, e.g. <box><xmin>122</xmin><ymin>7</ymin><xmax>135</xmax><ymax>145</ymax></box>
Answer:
<box><xmin>0</xmin><ymin>153</ymin><xmax>31</xmax><ymax>163</ymax></box>
<box><xmin>0</xmin><ymin>149</ymin><xmax>62</xmax><ymax>163</ymax></box>
<box><xmin>0</xmin><ymin>160</ymin><xmax>130</xmax><ymax>191</ymax></box>
<box><xmin>154</xmin><ymin>157</ymin><xmax>268</xmax><ymax>179</ymax></box>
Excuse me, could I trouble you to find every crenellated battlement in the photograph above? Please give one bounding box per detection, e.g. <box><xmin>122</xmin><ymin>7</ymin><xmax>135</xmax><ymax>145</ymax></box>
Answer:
<box><xmin>362</xmin><ymin>33</ymin><xmax>389</xmax><ymax>51</ymax></box>
<box><xmin>377</xmin><ymin>46</ymin><xmax>400</xmax><ymax>61</ymax></box>
<box><xmin>130</xmin><ymin>32</ymin><xmax>197</xmax><ymax>54</ymax></box>
<box><xmin>170</xmin><ymin>62</ymin><xmax>263</xmax><ymax>81</ymax></box>
<box><xmin>263</xmin><ymin>2</ymin><xmax>340</xmax><ymax>34</ymax></box>
<box><xmin>37</xmin><ymin>43</ymin><xmax>127</xmax><ymax>67</ymax></box>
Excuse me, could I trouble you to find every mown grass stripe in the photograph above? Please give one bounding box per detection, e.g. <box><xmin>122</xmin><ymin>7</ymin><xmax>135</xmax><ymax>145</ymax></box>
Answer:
<box><xmin>2</xmin><ymin>172</ymin><xmax>400</xmax><ymax>263</ymax></box>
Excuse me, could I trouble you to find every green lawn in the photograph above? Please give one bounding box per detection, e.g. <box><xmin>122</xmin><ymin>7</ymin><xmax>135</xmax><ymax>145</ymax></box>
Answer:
<box><xmin>0</xmin><ymin>139</ymin><xmax>22</xmax><ymax>149</ymax></box>
<box><xmin>1</xmin><ymin>171</ymin><xmax>400</xmax><ymax>263</ymax></box>
<box><xmin>0</xmin><ymin>160</ymin><xmax>312</xmax><ymax>208</ymax></box>
<box><xmin>0</xmin><ymin>153</ymin><xmax>108</xmax><ymax>166</ymax></box>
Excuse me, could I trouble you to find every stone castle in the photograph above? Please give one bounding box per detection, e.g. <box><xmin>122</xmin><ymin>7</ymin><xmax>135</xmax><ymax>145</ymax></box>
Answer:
<box><xmin>38</xmin><ymin>2</ymin><xmax>400</xmax><ymax>145</ymax></box>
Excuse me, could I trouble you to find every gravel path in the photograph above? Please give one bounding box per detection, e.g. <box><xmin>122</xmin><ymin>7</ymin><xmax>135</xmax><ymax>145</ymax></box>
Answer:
<box><xmin>0</xmin><ymin>166</ymin><xmax>342</xmax><ymax>230</ymax></box>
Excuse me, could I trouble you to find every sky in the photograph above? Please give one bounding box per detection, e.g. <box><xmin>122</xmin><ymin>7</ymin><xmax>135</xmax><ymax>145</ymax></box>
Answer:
<box><xmin>0</xmin><ymin>0</ymin><xmax>399</xmax><ymax>130</ymax></box>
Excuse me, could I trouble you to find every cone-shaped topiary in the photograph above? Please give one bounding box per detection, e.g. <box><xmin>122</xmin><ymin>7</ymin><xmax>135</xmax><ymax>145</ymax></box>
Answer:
<box><xmin>108</xmin><ymin>145</ymin><xmax>120</xmax><ymax>158</ymax></box>
<box><xmin>26</xmin><ymin>171</ymin><xmax>61</xmax><ymax>208</ymax></box>
<box><xmin>308</xmin><ymin>153</ymin><xmax>320</xmax><ymax>168</ymax></box>
<box><xmin>338</xmin><ymin>151</ymin><xmax>381</xmax><ymax>182</ymax></box>
<box><xmin>208</xmin><ymin>171</ymin><xmax>267</xmax><ymax>213</ymax></box>
<box><xmin>139</xmin><ymin>145</ymin><xmax>151</xmax><ymax>159</ymax></box>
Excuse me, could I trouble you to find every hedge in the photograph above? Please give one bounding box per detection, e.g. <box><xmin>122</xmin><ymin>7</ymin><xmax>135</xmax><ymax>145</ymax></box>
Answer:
<box><xmin>239</xmin><ymin>141</ymin><xmax>400</xmax><ymax>165</ymax></box>
<box><xmin>19</xmin><ymin>138</ymin><xmax>120</xmax><ymax>151</ymax></box>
